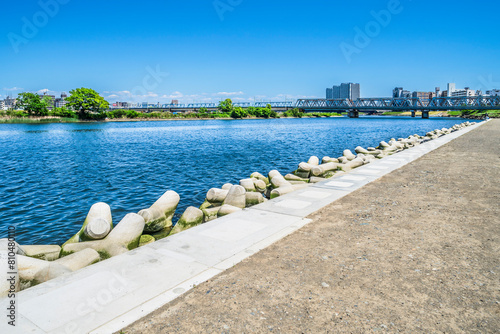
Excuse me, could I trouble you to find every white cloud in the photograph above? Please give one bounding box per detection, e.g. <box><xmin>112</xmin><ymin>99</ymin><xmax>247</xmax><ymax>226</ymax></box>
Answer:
<box><xmin>3</xmin><ymin>87</ymin><xmax>23</xmax><ymax>91</ymax></box>
<box><xmin>37</xmin><ymin>88</ymin><xmax>56</xmax><ymax>95</ymax></box>
<box><xmin>165</xmin><ymin>91</ymin><xmax>184</xmax><ymax>98</ymax></box>
<box><xmin>214</xmin><ymin>91</ymin><xmax>244</xmax><ymax>96</ymax></box>
<box><xmin>107</xmin><ymin>94</ymin><xmax>119</xmax><ymax>98</ymax></box>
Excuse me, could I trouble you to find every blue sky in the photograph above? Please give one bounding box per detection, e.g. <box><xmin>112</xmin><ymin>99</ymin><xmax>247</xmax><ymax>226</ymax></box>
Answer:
<box><xmin>0</xmin><ymin>0</ymin><xmax>499</xmax><ymax>103</ymax></box>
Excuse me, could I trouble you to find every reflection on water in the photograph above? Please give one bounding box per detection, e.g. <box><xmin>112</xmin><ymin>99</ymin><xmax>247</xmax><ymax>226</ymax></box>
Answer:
<box><xmin>23</xmin><ymin>130</ymin><xmax>50</xmax><ymax>134</ymax></box>
<box><xmin>67</xmin><ymin>129</ymin><xmax>105</xmax><ymax>133</ymax></box>
<box><xmin>0</xmin><ymin>117</ymin><xmax>469</xmax><ymax>245</ymax></box>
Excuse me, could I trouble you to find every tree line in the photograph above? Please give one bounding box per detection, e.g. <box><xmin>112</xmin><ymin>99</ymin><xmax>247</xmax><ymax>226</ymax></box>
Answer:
<box><xmin>14</xmin><ymin>88</ymin><xmax>109</xmax><ymax>120</ymax></box>
<box><xmin>9</xmin><ymin>91</ymin><xmax>341</xmax><ymax>121</ymax></box>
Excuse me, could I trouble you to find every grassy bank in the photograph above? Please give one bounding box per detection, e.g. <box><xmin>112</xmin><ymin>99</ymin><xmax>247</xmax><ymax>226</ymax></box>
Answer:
<box><xmin>445</xmin><ymin>110</ymin><xmax>500</xmax><ymax>118</ymax></box>
<box><xmin>0</xmin><ymin>110</ymin><xmax>343</xmax><ymax>124</ymax></box>
<box><xmin>382</xmin><ymin>111</ymin><xmax>446</xmax><ymax>117</ymax></box>
<box><xmin>0</xmin><ymin>117</ymin><xmax>80</xmax><ymax>124</ymax></box>
<box><xmin>382</xmin><ymin>110</ymin><xmax>499</xmax><ymax>118</ymax></box>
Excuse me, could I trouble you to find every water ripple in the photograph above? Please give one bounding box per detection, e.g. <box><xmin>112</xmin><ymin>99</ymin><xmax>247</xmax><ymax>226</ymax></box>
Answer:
<box><xmin>0</xmin><ymin>117</ymin><xmax>467</xmax><ymax>245</ymax></box>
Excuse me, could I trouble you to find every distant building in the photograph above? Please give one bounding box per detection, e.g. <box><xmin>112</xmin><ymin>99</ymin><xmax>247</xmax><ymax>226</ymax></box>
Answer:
<box><xmin>412</xmin><ymin>91</ymin><xmax>433</xmax><ymax>102</ymax></box>
<box><xmin>393</xmin><ymin>87</ymin><xmax>411</xmax><ymax>98</ymax></box>
<box><xmin>39</xmin><ymin>93</ymin><xmax>56</xmax><ymax>109</ymax></box>
<box><xmin>4</xmin><ymin>96</ymin><xmax>16</xmax><ymax>109</ymax></box>
<box><xmin>342</xmin><ymin>83</ymin><xmax>360</xmax><ymax>100</ymax></box>
<box><xmin>451</xmin><ymin>87</ymin><xmax>476</xmax><ymax>97</ymax></box>
<box><xmin>54</xmin><ymin>93</ymin><xmax>68</xmax><ymax>108</ymax></box>
<box><xmin>0</xmin><ymin>99</ymin><xmax>5</xmax><ymax>110</ymax></box>
<box><xmin>486</xmin><ymin>89</ymin><xmax>500</xmax><ymax>96</ymax></box>
<box><xmin>447</xmin><ymin>83</ymin><xmax>456</xmax><ymax>96</ymax></box>
<box><xmin>326</xmin><ymin>83</ymin><xmax>360</xmax><ymax>100</ymax></box>
<box><xmin>327</xmin><ymin>86</ymin><xmax>340</xmax><ymax>99</ymax></box>
<box><xmin>326</xmin><ymin>88</ymin><xmax>333</xmax><ymax>99</ymax></box>
<box><xmin>113</xmin><ymin>101</ymin><xmax>129</xmax><ymax>108</ymax></box>
<box><xmin>54</xmin><ymin>99</ymin><xmax>67</xmax><ymax>108</ymax></box>
<box><xmin>171</xmin><ymin>100</ymin><xmax>179</xmax><ymax>105</ymax></box>
<box><xmin>440</xmin><ymin>84</ymin><xmax>483</xmax><ymax>98</ymax></box>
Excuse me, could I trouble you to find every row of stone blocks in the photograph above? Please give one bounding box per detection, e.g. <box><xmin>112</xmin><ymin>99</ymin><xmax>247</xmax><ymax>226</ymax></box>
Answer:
<box><xmin>0</xmin><ymin>121</ymin><xmax>475</xmax><ymax>296</ymax></box>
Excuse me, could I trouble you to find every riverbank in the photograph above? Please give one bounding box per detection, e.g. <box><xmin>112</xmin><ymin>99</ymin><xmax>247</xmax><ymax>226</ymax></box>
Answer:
<box><xmin>123</xmin><ymin>120</ymin><xmax>499</xmax><ymax>333</ymax></box>
<box><xmin>0</xmin><ymin>114</ymin><xmax>344</xmax><ymax>124</ymax></box>
<box><xmin>0</xmin><ymin>113</ymin><xmax>472</xmax><ymax>124</ymax></box>
<box><xmin>2</xmin><ymin>109</ymin><xmax>496</xmax><ymax>124</ymax></box>
<box><xmin>383</xmin><ymin>110</ymin><xmax>500</xmax><ymax>118</ymax></box>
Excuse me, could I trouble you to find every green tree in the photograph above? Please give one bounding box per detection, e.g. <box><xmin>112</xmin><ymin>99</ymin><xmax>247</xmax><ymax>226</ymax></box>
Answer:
<box><xmin>66</xmin><ymin>88</ymin><xmax>109</xmax><ymax>119</ymax></box>
<box><xmin>289</xmin><ymin>108</ymin><xmax>303</xmax><ymax>118</ymax></box>
<box><xmin>231</xmin><ymin>106</ymin><xmax>248</xmax><ymax>118</ymax></box>
<box><xmin>51</xmin><ymin>107</ymin><xmax>76</xmax><ymax>118</ymax></box>
<box><xmin>126</xmin><ymin>110</ymin><xmax>141</xmax><ymax>118</ymax></box>
<box><xmin>218</xmin><ymin>99</ymin><xmax>234</xmax><ymax>113</ymax></box>
<box><xmin>15</xmin><ymin>92</ymin><xmax>49</xmax><ymax>116</ymax></box>
<box><xmin>246</xmin><ymin>106</ymin><xmax>257</xmax><ymax>116</ymax></box>
<box><xmin>41</xmin><ymin>95</ymin><xmax>54</xmax><ymax>109</ymax></box>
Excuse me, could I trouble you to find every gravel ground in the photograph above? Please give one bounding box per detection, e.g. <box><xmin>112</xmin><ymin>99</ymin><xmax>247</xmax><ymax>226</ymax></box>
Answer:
<box><xmin>122</xmin><ymin>120</ymin><xmax>500</xmax><ymax>333</ymax></box>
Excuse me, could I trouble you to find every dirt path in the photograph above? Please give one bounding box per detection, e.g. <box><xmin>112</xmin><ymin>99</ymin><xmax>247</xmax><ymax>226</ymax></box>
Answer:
<box><xmin>122</xmin><ymin>120</ymin><xmax>500</xmax><ymax>333</ymax></box>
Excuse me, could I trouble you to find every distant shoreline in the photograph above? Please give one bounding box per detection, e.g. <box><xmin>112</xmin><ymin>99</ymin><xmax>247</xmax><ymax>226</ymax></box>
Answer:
<box><xmin>0</xmin><ymin>115</ymin><xmax>344</xmax><ymax>124</ymax></box>
<box><xmin>0</xmin><ymin>113</ymin><xmax>484</xmax><ymax>124</ymax></box>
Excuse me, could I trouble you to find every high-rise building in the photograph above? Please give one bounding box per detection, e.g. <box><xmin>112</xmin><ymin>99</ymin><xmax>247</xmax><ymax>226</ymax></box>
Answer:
<box><xmin>341</xmin><ymin>83</ymin><xmax>360</xmax><ymax>100</ymax></box>
<box><xmin>435</xmin><ymin>87</ymin><xmax>441</xmax><ymax>97</ymax></box>
<box><xmin>326</xmin><ymin>88</ymin><xmax>333</xmax><ymax>99</ymax></box>
<box><xmin>0</xmin><ymin>100</ymin><xmax>5</xmax><ymax>110</ymax></box>
<box><xmin>326</xmin><ymin>83</ymin><xmax>360</xmax><ymax>100</ymax></box>
<box><xmin>332</xmin><ymin>86</ymin><xmax>341</xmax><ymax>99</ymax></box>
<box><xmin>447</xmin><ymin>83</ymin><xmax>456</xmax><ymax>95</ymax></box>
<box><xmin>486</xmin><ymin>89</ymin><xmax>500</xmax><ymax>96</ymax></box>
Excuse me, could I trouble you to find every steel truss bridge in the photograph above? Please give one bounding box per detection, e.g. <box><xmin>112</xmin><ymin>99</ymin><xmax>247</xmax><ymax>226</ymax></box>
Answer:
<box><xmin>113</xmin><ymin>96</ymin><xmax>499</xmax><ymax>118</ymax></box>
<box><xmin>296</xmin><ymin>96</ymin><xmax>500</xmax><ymax>118</ymax></box>
<box><xmin>119</xmin><ymin>101</ymin><xmax>295</xmax><ymax>110</ymax></box>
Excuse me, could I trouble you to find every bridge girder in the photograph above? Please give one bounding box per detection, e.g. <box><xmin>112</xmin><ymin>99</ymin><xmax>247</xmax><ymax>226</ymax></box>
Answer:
<box><xmin>109</xmin><ymin>96</ymin><xmax>500</xmax><ymax>112</ymax></box>
<box><xmin>295</xmin><ymin>96</ymin><xmax>500</xmax><ymax>111</ymax></box>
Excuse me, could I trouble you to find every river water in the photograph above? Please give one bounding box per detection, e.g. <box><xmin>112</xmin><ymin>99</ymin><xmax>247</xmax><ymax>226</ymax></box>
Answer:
<box><xmin>0</xmin><ymin>116</ymin><xmax>469</xmax><ymax>245</ymax></box>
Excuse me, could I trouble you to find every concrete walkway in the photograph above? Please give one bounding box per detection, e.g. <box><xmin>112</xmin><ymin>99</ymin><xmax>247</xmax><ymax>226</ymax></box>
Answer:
<box><xmin>123</xmin><ymin>120</ymin><xmax>500</xmax><ymax>333</ymax></box>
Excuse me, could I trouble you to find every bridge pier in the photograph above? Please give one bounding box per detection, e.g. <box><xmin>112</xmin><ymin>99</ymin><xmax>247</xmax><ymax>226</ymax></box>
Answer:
<box><xmin>422</xmin><ymin>110</ymin><xmax>429</xmax><ymax>119</ymax></box>
<box><xmin>348</xmin><ymin>110</ymin><xmax>359</xmax><ymax>118</ymax></box>
<box><xmin>411</xmin><ymin>111</ymin><xmax>416</xmax><ymax>118</ymax></box>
